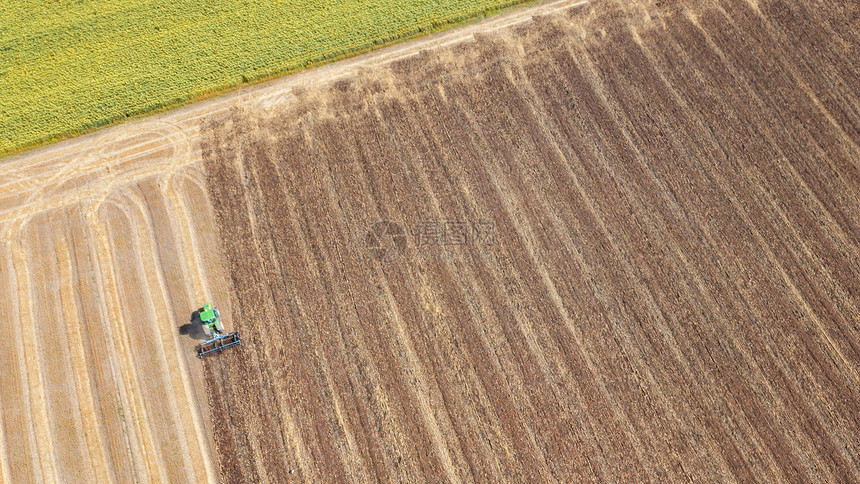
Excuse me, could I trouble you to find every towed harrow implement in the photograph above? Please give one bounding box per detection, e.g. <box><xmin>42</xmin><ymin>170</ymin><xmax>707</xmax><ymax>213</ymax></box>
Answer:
<box><xmin>198</xmin><ymin>331</ymin><xmax>242</xmax><ymax>358</ymax></box>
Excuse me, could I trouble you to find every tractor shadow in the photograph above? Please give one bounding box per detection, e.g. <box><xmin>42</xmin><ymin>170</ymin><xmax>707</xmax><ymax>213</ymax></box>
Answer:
<box><xmin>179</xmin><ymin>310</ymin><xmax>208</xmax><ymax>341</ymax></box>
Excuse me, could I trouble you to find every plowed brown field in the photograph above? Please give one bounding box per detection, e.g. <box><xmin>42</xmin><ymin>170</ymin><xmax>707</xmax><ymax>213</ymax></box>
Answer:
<box><xmin>1</xmin><ymin>0</ymin><xmax>858</xmax><ymax>482</ymax></box>
<box><xmin>201</xmin><ymin>0</ymin><xmax>860</xmax><ymax>481</ymax></box>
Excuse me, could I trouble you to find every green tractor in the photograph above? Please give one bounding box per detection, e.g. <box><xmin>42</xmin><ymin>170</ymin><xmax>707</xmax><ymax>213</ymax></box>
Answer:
<box><xmin>197</xmin><ymin>303</ymin><xmax>241</xmax><ymax>358</ymax></box>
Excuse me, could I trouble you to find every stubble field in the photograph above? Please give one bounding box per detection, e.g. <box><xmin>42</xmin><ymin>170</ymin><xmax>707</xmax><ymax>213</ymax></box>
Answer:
<box><xmin>0</xmin><ymin>0</ymin><xmax>858</xmax><ymax>482</ymax></box>
<box><xmin>0</xmin><ymin>124</ymin><xmax>225</xmax><ymax>482</ymax></box>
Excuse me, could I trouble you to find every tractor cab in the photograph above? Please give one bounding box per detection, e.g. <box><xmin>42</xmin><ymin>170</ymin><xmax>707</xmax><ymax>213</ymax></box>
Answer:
<box><xmin>200</xmin><ymin>303</ymin><xmax>217</xmax><ymax>323</ymax></box>
<box><xmin>199</xmin><ymin>303</ymin><xmax>225</xmax><ymax>336</ymax></box>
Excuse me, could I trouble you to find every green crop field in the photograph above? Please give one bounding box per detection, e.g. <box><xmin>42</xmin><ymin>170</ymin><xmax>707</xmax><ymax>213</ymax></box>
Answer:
<box><xmin>0</xmin><ymin>0</ymin><xmax>529</xmax><ymax>157</ymax></box>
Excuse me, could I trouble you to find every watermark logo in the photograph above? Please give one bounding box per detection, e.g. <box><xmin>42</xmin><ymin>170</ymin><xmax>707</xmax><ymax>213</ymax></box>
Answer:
<box><xmin>413</xmin><ymin>220</ymin><xmax>496</xmax><ymax>247</ymax></box>
<box><xmin>364</xmin><ymin>219</ymin><xmax>495</xmax><ymax>262</ymax></box>
<box><xmin>365</xmin><ymin>220</ymin><xmax>408</xmax><ymax>262</ymax></box>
